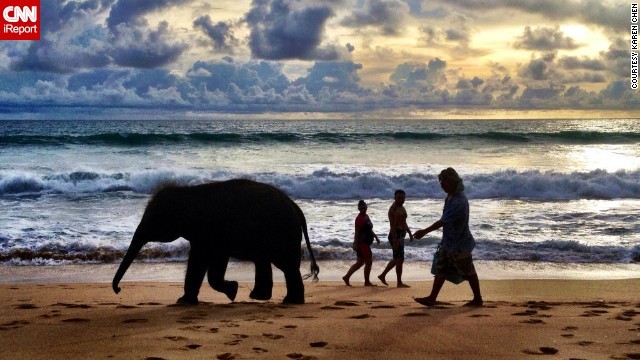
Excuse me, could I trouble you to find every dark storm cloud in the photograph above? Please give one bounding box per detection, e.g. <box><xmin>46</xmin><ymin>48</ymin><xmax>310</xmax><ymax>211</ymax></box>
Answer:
<box><xmin>193</xmin><ymin>16</ymin><xmax>239</xmax><ymax>52</ymax></box>
<box><xmin>519</xmin><ymin>53</ymin><xmax>557</xmax><ymax>81</ymax></box>
<box><xmin>107</xmin><ymin>0</ymin><xmax>192</xmax><ymax>30</ymax></box>
<box><xmin>246</xmin><ymin>0</ymin><xmax>341</xmax><ymax>60</ymax></box>
<box><xmin>293</xmin><ymin>61</ymin><xmax>364</xmax><ymax>95</ymax></box>
<box><xmin>558</xmin><ymin>56</ymin><xmax>606</xmax><ymax>71</ymax></box>
<box><xmin>341</xmin><ymin>0</ymin><xmax>410</xmax><ymax>35</ymax></box>
<box><xmin>110</xmin><ymin>22</ymin><xmax>188</xmax><ymax>68</ymax></box>
<box><xmin>187</xmin><ymin>59</ymin><xmax>290</xmax><ymax>93</ymax></box>
<box><xmin>9</xmin><ymin>0</ymin><xmax>189</xmax><ymax>73</ymax></box>
<box><xmin>442</xmin><ymin>0</ymin><xmax>628</xmax><ymax>32</ymax></box>
<box><xmin>9</xmin><ymin>0</ymin><xmax>112</xmax><ymax>73</ymax></box>
<box><xmin>41</xmin><ymin>0</ymin><xmax>113</xmax><ymax>32</ymax></box>
<box><xmin>513</xmin><ymin>26</ymin><xmax>580</xmax><ymax>51</ymax></box>
<box><xmin>390</xmin><ymin>58</ymin><xmax>447</xmax><ymax>88</ymax></box>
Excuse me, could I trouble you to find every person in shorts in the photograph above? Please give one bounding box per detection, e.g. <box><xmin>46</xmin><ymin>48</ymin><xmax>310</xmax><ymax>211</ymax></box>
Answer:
<box><xmin>343</xmin><ymin>200</ymin><xmax>380</xmax><ymax>286</ymax></box>
<box><xmin>378</xmin><ymin>189</ymin><xmax>413</xmax><ymax>288</ymax></box>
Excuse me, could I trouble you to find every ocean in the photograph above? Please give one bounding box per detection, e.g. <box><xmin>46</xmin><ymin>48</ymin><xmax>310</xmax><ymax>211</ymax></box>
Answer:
<box><xmin>1</xmin><ymin>118</ymin><xmax>639</xmax><ymax>281</ymax></box>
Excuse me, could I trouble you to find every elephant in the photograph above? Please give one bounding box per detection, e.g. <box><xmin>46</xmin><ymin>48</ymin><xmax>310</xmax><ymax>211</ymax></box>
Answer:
<box><xmin>112</xmin><ymin>179</ymin><xmax>320</xmax><ymax>305</ymax></box>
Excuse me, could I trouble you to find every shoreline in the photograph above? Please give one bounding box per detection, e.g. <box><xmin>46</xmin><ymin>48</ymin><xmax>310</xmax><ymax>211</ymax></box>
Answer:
<box><xmin>0</xmin><ymin>260</ymin><xmax>639</xmax><ymax>284</ymax></box>
<box><xmin>1</xmin><ymin>279</ymin><xmax>639</xmax><ymax>359</ymax></box>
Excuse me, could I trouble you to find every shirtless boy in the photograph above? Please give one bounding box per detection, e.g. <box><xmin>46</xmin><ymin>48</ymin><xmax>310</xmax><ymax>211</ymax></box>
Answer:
<box><xmin>378</xmin><ymin>189</ymin><xmax>413</xmax><ymax>287</ymax></box>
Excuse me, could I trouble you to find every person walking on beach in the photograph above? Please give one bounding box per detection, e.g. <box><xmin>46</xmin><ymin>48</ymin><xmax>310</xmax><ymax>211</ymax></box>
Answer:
<box><xmin>378</xmin><ymin>189</ymin><xmax>413</xmax><ymax>288</ymax></box>
<box><xmin>413</xmin><ymin>168</ymin><xmax>483</xmax><ymax>307</ymax></box>
<box><xmin>343</xmin><ymin>200</ymin><xmax>381</xmax><ymax>286</ymax></box>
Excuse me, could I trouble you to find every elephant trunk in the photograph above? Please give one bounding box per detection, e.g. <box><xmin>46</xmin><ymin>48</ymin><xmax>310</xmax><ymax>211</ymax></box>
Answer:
<box><xmin>112</xmin><ymin>236</ymin><xmax>146</xmax><ymax>294</ymax></box>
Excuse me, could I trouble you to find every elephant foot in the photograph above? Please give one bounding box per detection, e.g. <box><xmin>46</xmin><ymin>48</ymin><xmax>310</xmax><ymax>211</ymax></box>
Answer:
<box><xmin>176</xmin><ymin>295</ymin><xmax>199</xmax><ymax>305</ymax></box>
<box><xmin>282</xmin><ymin>294</ymin><xmax>305</xmax><ymax>305</ymax></box>
<box><xmin>249</xmin><ymin>289</ymin><xmax>272</xmax><ymax>301</ymax></box>
<box><xmin>224</xmin><ymin>281</ymin><xmax>238</xmax><ymax>302</ymax></box>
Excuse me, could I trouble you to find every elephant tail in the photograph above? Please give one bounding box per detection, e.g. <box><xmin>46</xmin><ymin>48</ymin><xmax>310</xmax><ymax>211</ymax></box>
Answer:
<box><xmin>297</xmin><ymin>204</ymin><xmax>319</xmax><ymax>282</ymax></box>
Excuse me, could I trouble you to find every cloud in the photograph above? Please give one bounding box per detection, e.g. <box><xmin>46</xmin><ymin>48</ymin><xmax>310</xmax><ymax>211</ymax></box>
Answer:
<box><xmin>341</xmin><ymin>0</ymin><xmax>410</xmax><ymax>35</ymax></box>
<box><xmin>293</xmin><ymin>61</ymin><xmax>365</xmax><ymax>95</ymax></box>
<box><xmin>106</xmin><ymin>0</ymin><xmax>192</xmax><ymax>30</ymax></box>
<box><xmin>519</xmin><ymin>52</ymin><xmax>557</xmax><ymax>81</ymax></box>
<box><xmin>246</xmin><ymin>0</ymin><xmax>342</xmax><ymax>60</ymax></box>
<box><xmin>558</xmin><ymin>56</ymin><xmax>606</xmax><ymax>71</ymax></box>
<box><xmin>110</xmin><ymin>21</ymin><xmax>189</xmax><ymax>68</ymax></box>
<box><xmin>513</xmin><ymin>26</ymin><xmax>580</xmax><ymax>51</ymax></box>
<box><xmin>390</xmin><ymin>58</ymin><xmax>447</xmax><ymax>88</ymax></box>
<box><xmin>193</xmin><ymin>15</ymin><xmax>239</xmax><ymax>53</ymax></box>
<box><xmin>0</xmin><ymin>0</ymin><xmax>637</xmax><ymax>116</ymax></box>
<box><xmin>440</xmin><ymin>0</ymin><xmax>628</xmax><ymax>32</ymax></box>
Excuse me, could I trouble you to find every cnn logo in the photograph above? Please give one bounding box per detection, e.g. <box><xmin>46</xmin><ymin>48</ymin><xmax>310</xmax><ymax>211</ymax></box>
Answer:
<box><xmin>1</xmin><ymin>0</ymin><xmax>40</xmax><ymax>41</ymax></box>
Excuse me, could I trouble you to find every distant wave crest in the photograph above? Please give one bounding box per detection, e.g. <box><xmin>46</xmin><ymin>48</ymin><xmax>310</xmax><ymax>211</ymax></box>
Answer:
<box><xmin>1</xmin><ymin>168</ymin><xmax>639</xmax><ymax>200</ymax></box>
<box><xmin>1</xmin><ymin>130</ymin><xmax>639</xmax><ymax>146</ymax></box>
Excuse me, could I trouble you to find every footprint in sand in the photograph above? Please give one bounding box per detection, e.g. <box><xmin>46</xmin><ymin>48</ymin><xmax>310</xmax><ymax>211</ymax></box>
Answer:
<box><xmin>253</xmin><ymin>347</ymin><xmax>268</xmax><ymax>353</ymax></box>
<box><xmin>286</xmin><ymin>353</ymin><xmax>318</xmax><ymax>360</ymax></box>
<box><xmin>403</xmin><ymin>312</ymin><xmax>430</xmax><ymax>317</ymax></box>
<box><xmin>262</xmin><ymin>333</ymin><xmax>284</xmax><ymax>340</ymax></box>
<box><xmin>122</xmin><ymin>318</ymin><xmax>148</xmax><ymax>324</ymax></box>
<box><xmin>14</xmin><ymin>303</ymin><xmax>38</xmax><ymax>310</ymax></box>
<box><xmin>282</xmin><ymin>325</ymin><xmax>297</xmax><ymax>329</ymax></box>
<box><xmin>371</xmin><ymin>305</ymin><xmax>395</xmax><ymax>309</ymax></box>
<box><xmin>216</xmin><ymin>353</ymin><xmax>236</xmax><ymax>360</ymax></box>
<box><xmin>350</xmin><ymin>314</ymin><xmax>373</xmax><ymax>319</ymax></box>
<box><xmin>617</xmin><ymin>310</ymin><xmax>640</xmax><ymax>321</ymax></box>
<box><xmin>334</xmin><ymin>301</ymin><xmax>359</xmax><ymax>307</ymax></box>
<box><xmin>469</xmin><ymin>314</ymin><xmax>490</xmax><ymax>318</ymax></box>
<box><xmin>320</xmin><ymin>306</ymin><xmax>344</xmax><ymax>310</ymax></box>
<box><xmin>309</xmin><ymin>341</ymin><xmax>328</xmax><ymax>348</ymax></box>
<box><xmin>522</xmin><ymin>347</ymin><xmax>558</xmax><ymax>355</ymax></box>
<box><xmin>224</xmin><ymin>339</ymin><xmax>242</xmax><ymax>346</ymax></box>
<box><xmin>512</xmin><ymin>310</ymin><xmax>538</xmax><ymax>316</ymax></box>
<box><xmin>184</xmin><ymin>344</ymin><xmax>201</xmax><ymax>350</ymax></box>
<box><xmin>62</xmin><ymin>318</ymin><xmax>90</xmax><ymax>323</ymax></box>
<box><xmin>0</xmin><ymin>320</ymin><xmax>30</xmax><ymax>330</ymax></box>
<box><xmin>116</xmin><ymin>305</ymin><xmax>139</xmax><ymax>309</ymax></box>
<box><xmin>179</xmin><ymin>325</ymin><xmax>203</xmax><ymax>331</ymax></box>
<box><xmin>220</xmin><ymin>319</ymin><xmax>240</xmax><ymax>328</ymax></box>
<box><xmin>577</xmin><ymin>341</ymin><xmax>594</xmax><ymax>346</ymax></box>
<box><xmin>520</xmin><ymin>319</ymin><xmax>545</xmax><ymax>324</ymax></box>
<box><xmin>164</xmin><ymin>336</ymin><xmax>189</xmax><ymax>342</ymax></box>
<box><xmin>621</xmin><ymin>353</ymin><xmax>640</xmax><ymax>359</ymax></box>
<box><xmin>53</xmin><ymin>303</ymin><xmax>92</xmax><ymax>309</ymax></box>
<box><xmin>527</xmin><ymin>301</ymin><xmax>555</xmax><ymax>311</ymax></box>
<box><xmin>581</xmin><ymin>310</ymin><xmax>608</xmax><ymax>317</ymax></box>
<box><xmin>144</xmin><ymin>357</ymin><xmax>167</xmax><ymax>360</ymax></box>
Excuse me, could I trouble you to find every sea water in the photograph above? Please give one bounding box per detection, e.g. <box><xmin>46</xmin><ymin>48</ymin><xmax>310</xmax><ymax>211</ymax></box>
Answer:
<box><xmin>0</xmin><ymin>119</ymin><xmax>639</xmax><ymax>280</ymax></box>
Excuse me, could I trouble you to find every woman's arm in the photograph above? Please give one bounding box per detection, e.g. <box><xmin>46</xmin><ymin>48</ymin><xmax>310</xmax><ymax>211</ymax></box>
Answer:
<box><xmin>414</xmin><ymin>220</ymin><xmax>444</xmax><ymax>239</ymax></box>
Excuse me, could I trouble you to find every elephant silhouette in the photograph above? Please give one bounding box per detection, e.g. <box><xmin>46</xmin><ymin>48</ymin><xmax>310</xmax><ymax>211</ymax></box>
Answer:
<box><xmin>112</xmin><ymin>179</ymin><xmax>319</xmax><ymax>304</ymax></box>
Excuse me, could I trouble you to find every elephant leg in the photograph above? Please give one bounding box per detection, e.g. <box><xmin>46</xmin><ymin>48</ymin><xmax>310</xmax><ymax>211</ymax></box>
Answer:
<box><xmin>206</xmin><ymin>256</ymin><xmax>238</xmax><ymax>302</ymax></box>
<box><xmin>250</xmin><ymin>260</ymin><xmax>273</xmax><ymax>301</ymax></box>
<box><xmin>273</xmin><ymin>257</ymin><xmax>304</xmax><ymax>304</ymax></box>
<box><xmin>281</xmin><ymin>268</ymin><xmax>305</xmax><ymax>304</ymax></box>
<box><xmin>179</xmin><ymin>246</ymin><xmax>207</xmax><ymax>305</ymax></box>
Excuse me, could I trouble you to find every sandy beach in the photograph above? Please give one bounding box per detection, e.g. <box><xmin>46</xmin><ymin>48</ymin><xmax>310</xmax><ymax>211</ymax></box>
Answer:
<box><xmin>1</xmin><ymin>263</ymin><xmax>639</xmax><ymax>360</ymax></box>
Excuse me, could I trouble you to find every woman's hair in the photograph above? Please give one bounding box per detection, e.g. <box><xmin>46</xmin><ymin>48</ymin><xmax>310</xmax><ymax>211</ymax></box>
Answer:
<box><xmin>438</xmin><ymin>167</ymin><xmax>465</xmax><ymax>193</ymax></box>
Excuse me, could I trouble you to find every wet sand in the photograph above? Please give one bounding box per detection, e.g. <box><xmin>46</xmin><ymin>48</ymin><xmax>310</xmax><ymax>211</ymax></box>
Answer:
<box><xmin>1</xmin><ymin>277</ymin><xmax>639</xmax><ymax>359</ymax></box>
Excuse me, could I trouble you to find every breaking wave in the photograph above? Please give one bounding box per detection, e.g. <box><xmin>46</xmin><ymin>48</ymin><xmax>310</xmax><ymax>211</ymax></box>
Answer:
<box><xmin>1</xmin><ymin>168</ymin><xmax>639</xmax><ymax>200</ymax></box>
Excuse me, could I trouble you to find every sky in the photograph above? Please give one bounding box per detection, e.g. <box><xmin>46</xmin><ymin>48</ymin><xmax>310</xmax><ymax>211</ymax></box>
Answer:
<box><xmin>0</xmin><ymin>0</ymin><xmax>638</xmax><ymax>119</ymax></box>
